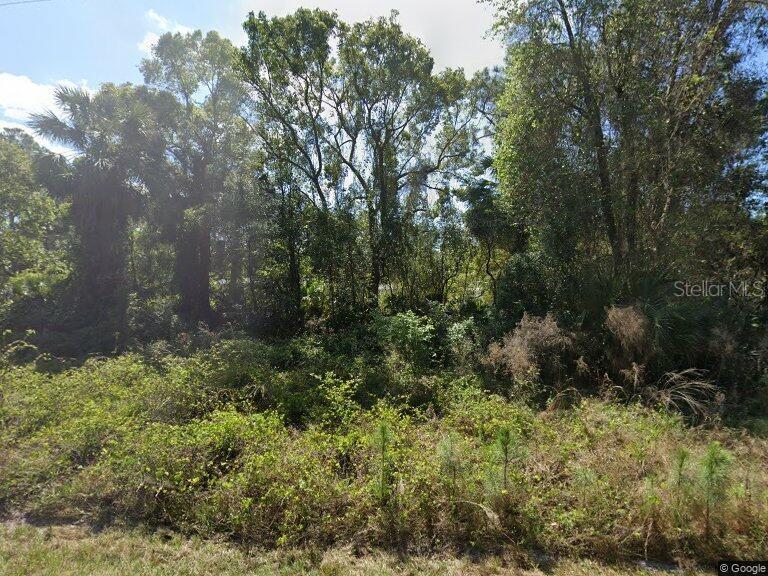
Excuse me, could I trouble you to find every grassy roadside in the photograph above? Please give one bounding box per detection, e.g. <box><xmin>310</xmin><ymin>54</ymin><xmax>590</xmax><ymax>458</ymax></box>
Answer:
<box><xmin>2</xmin><ymin>343</ymin><xmax>766</xmax><ymax>566</ymax></box>
<box><xmin>0</xmin><ymin>523</ymin><xmax>710</xmax><ymax>576</ymax></box>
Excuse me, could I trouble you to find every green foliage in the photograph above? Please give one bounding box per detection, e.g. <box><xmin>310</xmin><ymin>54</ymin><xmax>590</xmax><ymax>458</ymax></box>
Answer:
<box><xmin>671</xmin><ymin>447</ymin><xmax>692</xmax><ymax>530</ymax></box>
<box><xmin>488</xmin><ymin>425</ymin><xmax>517</xmax><ymax>495</ymax></box>
<box><xmin>373</xmin><ymin>311</ymin><xmax>436</xmax><ymax>367</ymax></box>
<box><xmin>308</xmin><ymin>372</ymin><xmax>361</xmax><ymax>429</ymax></box>
<box><xmin>699</xmin><ymin>441</ymin><xmax>733</xmax><ymax>541</ymax></box>
<box><xmin>445</xmin><ymin>317</ymin><xmax>481</xmax><ymax>368</ymax></box>
<box><xmin>3</xmin><ymin>353</ymin><xmax>765</xmax><ymax>560</ymax></box>
<box><xmin>1</xmin><ymin>5</ymin><xmax>765</xmax><ymax>421</ymax></box>
<box><xmin>0</xmin><ymin>135</ymin><xmax>69</xmax><ymax>313</ymax></box>
<box><xmin>1</xmin><ymin>2</ymin><xmax>768</xmax><ymax>570</ymax></box>
<box><xmin>140</xmin><ymin>30</ymin><xmax>247</xmax><ymax>328</ymax></box>
<box><xmin>483</xmin><ymin>0</ymin><xmax>768</xmax><ymax>402</ymax></box>
<box><xmin>239</xmin><ymin>9</ymin><xmax>480</xmax><ymax>314</ymax></box>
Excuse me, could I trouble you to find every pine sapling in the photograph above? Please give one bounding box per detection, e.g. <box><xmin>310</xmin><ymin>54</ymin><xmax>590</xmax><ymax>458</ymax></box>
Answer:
<box><xmin>372</xmin><ymin>421</ymin><xmax>394</xmax><ymax>507</ymax></box>
<box><xmin>496</xmin><ymin>426</ymin><xmax>513</xmax><ymax>493</ymax></box>
<box><xmin>672</xmin><ymin>446</ymin><xmax>691</xmax><ymax>530</ymax></box>
<box><xmin>699</xmin><ymin>441</ymin><xmax>732</xmax><ymax>542</ymax></box>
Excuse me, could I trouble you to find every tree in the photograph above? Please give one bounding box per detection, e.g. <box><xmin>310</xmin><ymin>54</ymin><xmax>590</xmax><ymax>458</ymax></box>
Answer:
<box><xmin>239</xmin><ymin>9</ymin><xmax>347</xmax><ymax>322</ymax></box>
<box><xmin>0</xmin><ymin>134</ymin><xmax>68</xmax><ymax>314</ymax></box>
<box><xmin>141</xmin><ymin>30</ymin><xmax>248</xmax><ymax>327</ymax></box>
<box><xmin>240</xmin><ymin>10</ymin><xmax>481</xmax><ymax>312</ymax></box>
<box><xmin>330</xmin><ymin>16</ymin><xmax>479</xmax><ymax>305</ymax></box>
<box><xmin>490</xmin><ymin>0</ymin><xmax>768</xmax><ymax>283</ymax></box>
<box><xmin>30</xmin><ymin>84</ymin><xmax>160</xmax><ymax>351</ymax></box>
<box><xmin>0</xmin><ymin>128</ymin><xmax>71</xmax><ymax>200</ymax></box>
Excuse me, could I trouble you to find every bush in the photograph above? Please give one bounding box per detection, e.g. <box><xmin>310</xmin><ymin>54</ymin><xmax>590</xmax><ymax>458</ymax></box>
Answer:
<box><xmin>606</xmin><ymin>305</ymin><xmax>650</xmax><ymax>357</ymax></box>
<box><xmin>486</xmin><ymin>313</ymin><xmax>573</xmax><ymax>397</ymax></box>
<box><xmin>373</xmin><ymin>312</ymin><xmax>436</xmax><ymax>367</ymax></box>
<box><xmin>1</xmin><ymin>351</ymin><xmax>766</xmax><ymax>563</ymax></box>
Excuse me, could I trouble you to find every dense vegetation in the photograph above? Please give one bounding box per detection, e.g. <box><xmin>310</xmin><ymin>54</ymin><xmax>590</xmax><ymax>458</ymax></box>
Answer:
<box><xmin>1</xmin><ymin>0</ymin><xmax>767</xmax><ymax>570</ymax></box>
<box><xmin>2</xmin><ymin>340</ymin><xmax>767</xmax><ymax>562</ymax></box>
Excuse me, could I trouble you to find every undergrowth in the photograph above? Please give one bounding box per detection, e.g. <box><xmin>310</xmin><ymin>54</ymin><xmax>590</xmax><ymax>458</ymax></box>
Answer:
<box><xmin>1</xmin><ymin>339</ymin><xmax>766</xmax><ymax>566</ymax></box>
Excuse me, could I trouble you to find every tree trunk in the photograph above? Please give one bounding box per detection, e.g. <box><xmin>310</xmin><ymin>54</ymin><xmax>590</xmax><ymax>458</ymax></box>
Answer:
<box><xmin>73</xmin><ymin>167</ymin><xmax>131</xmax><ymax>353</ymax></box>
<box><xmin>556</xmin><ymin>0</ymin><xmax>623</xmax><ymax>269</ymax></box>
<box><xmin>368</xmin><ymin>203</ymin><xmax>382</xmax><ymax>307</ymax></box>
<box><xmin>286</xmin><ymin>230</ymin><xmax>303</xmax><ymax>331</ymax></box>
<box><xmin>175</xmin><ymin>216</ymin><xmax>213</xmax><ymax>327</ymax></box>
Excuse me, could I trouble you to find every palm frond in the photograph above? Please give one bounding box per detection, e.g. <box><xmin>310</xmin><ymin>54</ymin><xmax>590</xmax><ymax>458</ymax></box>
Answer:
<box><xmin>53</xmin><ymin>84</ymin><xmax>91</xmax><ymax>117</ymax></box>
<box><xmin>28</xmin><ymin>111</ymin><xmax>86</xmax><ymax>151</ymax></box>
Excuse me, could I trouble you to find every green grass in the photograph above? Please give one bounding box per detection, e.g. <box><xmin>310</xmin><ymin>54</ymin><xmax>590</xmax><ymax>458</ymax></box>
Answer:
<box><xmin>0</xmin><ymin>523</ymin><xmax>711</xmax><ymax>576</ymax></box>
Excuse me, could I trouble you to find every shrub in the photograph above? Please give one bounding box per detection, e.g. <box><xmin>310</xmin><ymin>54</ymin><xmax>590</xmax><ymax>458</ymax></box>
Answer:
<box><xmin>486</xmin><ymin>313</ymin><xmax>573</xmax><ymax>395</ymax></box>
<box><xmin>446</xmin><ymin>318</ymin><xmax>479</xmax><ymax>368</ymax></box>
<box><xmin>1</xmin><ymin>353</ymin><xmax>766</xmax><ymax>562</ymax></box>
<box><xmin>373</xmin><ymin>311</ymin><xmax>436</xmax><ymax>367</ymax></box>
<box><xmin>606</xmin><ymin>305</ymin><xmax>650</xmax><ymax>356</ymax></box>
<box><xmin>307</xmin><ymin>372</ymin><xmax>361</xmax><ymax>429</ymax></box>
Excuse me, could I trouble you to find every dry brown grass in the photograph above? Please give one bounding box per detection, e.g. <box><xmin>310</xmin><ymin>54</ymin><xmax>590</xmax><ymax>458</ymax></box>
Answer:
<box><xmin>486</xmin><ymin>314</ymin><xmax>572</xmax><ymax>385</ymax></box>
<box><xmin>647</xmin><ymin>369</ymin><xmax>721</xmax><ymax>419</ymax></box>
<box><xmin>0</xmin><ymin>522</ymin><xmax>712</xmax><ymax>576</ymax></box>
<box><xmin>606</xmin><ymin>306</ymin><xmax>650</xmax><ymax>355</ymax></box>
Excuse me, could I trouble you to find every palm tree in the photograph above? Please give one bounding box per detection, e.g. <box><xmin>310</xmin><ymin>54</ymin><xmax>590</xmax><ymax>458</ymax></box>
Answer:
<box><xmin>30</xmin><ymin>84</ymin><xmax>153</xmax><ymax>352</ymax></box>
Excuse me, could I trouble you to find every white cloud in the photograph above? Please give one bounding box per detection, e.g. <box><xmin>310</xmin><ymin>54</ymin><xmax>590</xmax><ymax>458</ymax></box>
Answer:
<box><xmin>146</xmin><ymin>8</ymin><xmax>193</xmax><ymax>34</ymax></box>
<box><xmin>0</xmin><ymin>72</ymin><xmax>63</xmax><ymax>122</ymax></box>
<box><xmin>230</xmin><ymin>0</ymin><xmax>505</xmax><ymax>73</ymax></box>
<box><xmin>0</xmin><ymin>72</ymin><xmax>86</xmax><ymax>157</ymax></box>
<box><xmin>138</xmin><ymin>9</ymin><xmax>193</xmax><ymax>55</ymax></box>
<box><xmin>146</xmin><ymin>8</ymin><xmax>173</xmax><ymax>30</ymax></box>
<box><xmin>138</xmin><ymin>32</ymin><xmax>161</xmax><ymax>56</ymax></box>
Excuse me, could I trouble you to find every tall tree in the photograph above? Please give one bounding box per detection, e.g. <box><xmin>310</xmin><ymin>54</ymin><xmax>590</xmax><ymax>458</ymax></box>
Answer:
<box><xmin>141</xmin><ymin>30</ymin><xmax>247</xmax><ymax>327</ymax></box>
<box><xmin>330</xmin><ymin>16</ymin><xmax>478</xmax><ymax>304</ymax></box>
<box><xmin>490</xmin><ymin>0</ymin><xmax>768</xmax><ymax>282</ymax></box>
<box><xmin>239</xmin><ymin>9</ymin><xmax>343</xmax><ymax>320</ymax></box>
<box><xmin>240</xmin><ymin>10</ymin><xmax>480</xmax><ymax>311</ymax></box>
<box><xmin>30</xmin><ymin>84</ymin><xmax>159</xmax><ymax>351</ymax></box>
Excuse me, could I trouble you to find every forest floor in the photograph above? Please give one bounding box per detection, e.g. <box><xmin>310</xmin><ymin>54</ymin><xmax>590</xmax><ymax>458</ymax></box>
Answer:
<box><xmin>0</xmin><ymin>522</ymin><xmax>710</xmax><ymax>576</ymax></box>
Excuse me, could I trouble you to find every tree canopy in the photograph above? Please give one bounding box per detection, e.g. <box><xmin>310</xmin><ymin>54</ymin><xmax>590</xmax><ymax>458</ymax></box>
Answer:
<box><xmin>0</xmin><ymin>2</ymin><xmax>765</xmax><ymax>410</ymax></box>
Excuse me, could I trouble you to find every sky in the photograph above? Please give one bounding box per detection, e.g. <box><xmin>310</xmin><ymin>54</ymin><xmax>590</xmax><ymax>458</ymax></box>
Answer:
<box><xmin>0</xmin><ymin>0</ymin><xmax>505</xmax><ymax>154</ymax></box>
